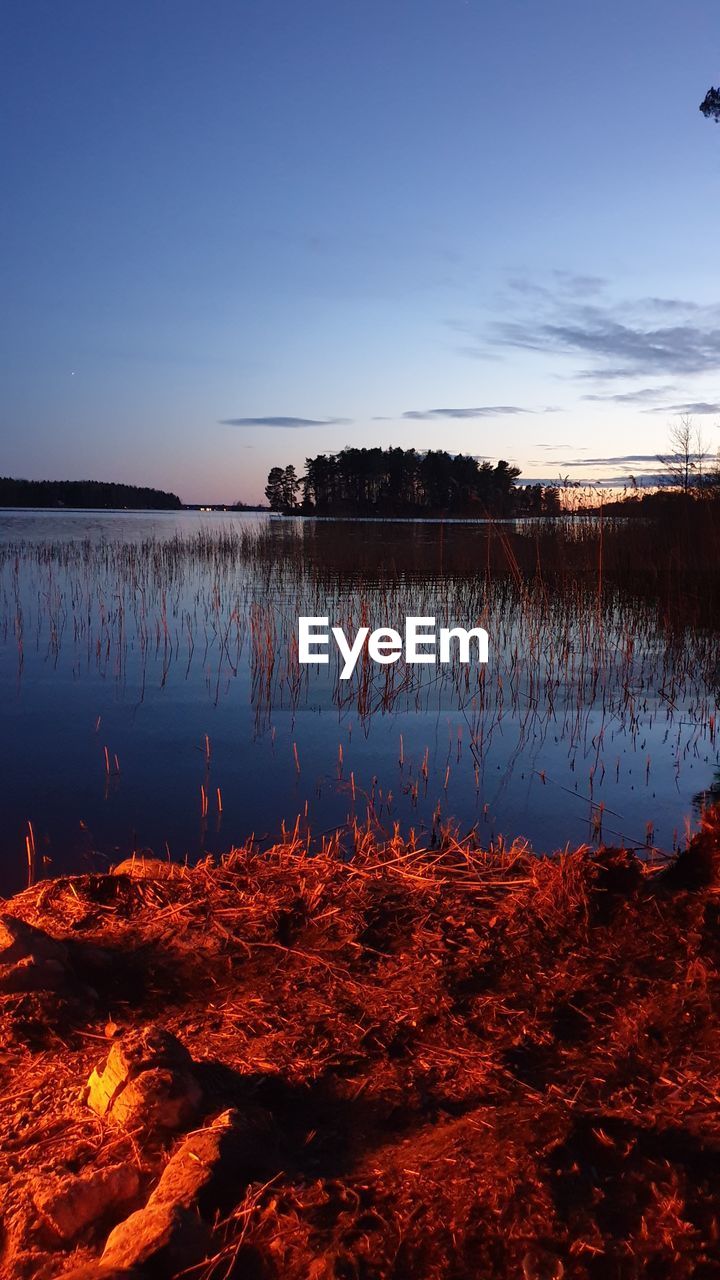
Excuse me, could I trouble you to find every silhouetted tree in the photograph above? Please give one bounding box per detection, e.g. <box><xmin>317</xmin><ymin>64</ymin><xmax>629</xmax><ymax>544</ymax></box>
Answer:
<box><xmin>265</xmin><ymin>465</ymin><xmax>300</xmax><ymax>512</ymax></box>
<box><xmin>302</xmin><ymin>454</ymin><xmax>339</xmax><ymax>512</ymax></box>
<box><xmin>700</xmin><ymin>87</ymin><xmax>720</xmax><ymax>121</ymax></box>
<box><xmin>265</xmin><ymin>466</ymin><xmax>285</xmax><ymax>511</ymax></box>
<box><xmin>487</xmin><ymin>459</ymin><xmax>522</xmax><ymax>515</ymax></box>
<box><xmin>280</xmin><ymin>464</ymin><xmax>299</xmax><ymax>511</ymax></box>
<box><xmin>658</xmin><ymin>416</ymin><xmax>710</xmax><ymax>495</ymax></box>
<box><xmin>271</xmin><ymin>448</ymin><xmax>529</xmax><ymax>516</ymax></box>
<box><xmin>542</xmin><ymin>484</ymin><xmax>562</xmax><ymax>516</ymax></box>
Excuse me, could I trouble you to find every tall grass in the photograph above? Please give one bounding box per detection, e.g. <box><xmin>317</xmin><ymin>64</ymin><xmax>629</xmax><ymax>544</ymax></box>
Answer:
<box><xmin>1</xmin><ymin>509</ymin><xmax>719</xmax><ymax>860</ymax></box>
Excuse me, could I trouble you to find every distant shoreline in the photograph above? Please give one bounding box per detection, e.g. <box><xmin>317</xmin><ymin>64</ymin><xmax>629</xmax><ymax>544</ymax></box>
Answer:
<box><xmin>0</xmin><ymin>495</ymin><xmax>573</xmax><ymax>520</ymax></box>
<box><xmin>0</xmin><ymin>477</ymin><xmax>183</xmax><ymax>512</ymax></box>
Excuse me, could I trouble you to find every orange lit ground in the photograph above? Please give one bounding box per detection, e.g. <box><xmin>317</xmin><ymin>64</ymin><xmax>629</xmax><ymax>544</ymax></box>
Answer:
<box><xmin>2</xmin><ymin>819</ymin><xmax>720</xmax><ymax>1279</ymax></box>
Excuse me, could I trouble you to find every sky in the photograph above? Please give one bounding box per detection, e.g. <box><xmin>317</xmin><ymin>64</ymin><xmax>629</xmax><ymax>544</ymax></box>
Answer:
<box><xmin>1</xmin><ymin>0</ymin><xmax>719</xmax><ymax>504</ymax></box>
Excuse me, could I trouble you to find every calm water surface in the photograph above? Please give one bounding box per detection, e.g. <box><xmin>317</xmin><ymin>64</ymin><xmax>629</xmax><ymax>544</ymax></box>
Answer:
<box><xmin>1</xmin><ymin>509</ymin><xmax>717</xmax><ymax>893</ymax></box>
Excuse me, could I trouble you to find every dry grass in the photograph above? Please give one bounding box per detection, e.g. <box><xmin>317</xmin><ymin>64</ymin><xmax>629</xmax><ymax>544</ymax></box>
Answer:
<box><xmin>3</xmin><ymin>816</ymin><xmax>720</xmax><ymax>1278</ymax></box>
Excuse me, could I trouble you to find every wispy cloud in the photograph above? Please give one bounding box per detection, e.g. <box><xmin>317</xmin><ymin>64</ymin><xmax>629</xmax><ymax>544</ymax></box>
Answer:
<box><xmin>582</xmin><ymin>385</ymin><xmax>675</xmax><ymax>405</ymax></box>
<box><xmin>401</xmin><ymin>405</ymin><xmax>529</xmax><ymax>420</ymax></box>
<box><xmin>461</xmin><ymin>275</ymin><xmax>720</xmax><ymax>381</ymax></box>
<box><xmin>558</xmin><ymin>454</ymin><xmax>671</xmax><ymax>468</ymax></box>
<box><xmin>640</xmin><ymin>298</ymin><xmax>702</xmax><ymax>315</ymax></box>
<box><xmin>643</xmin><ymin>401</ymin><xmax>720</xmax><ymax>416</ymax></box>
<box><xmin>506</xmin><ymin>271</ymin><xmax>607</xmax><ymax>301</ymax></box>
<box><xmin>552</xmin><ymin>270</ymin><xmax>607</xmax><ymax>297</ymax></box>
<box><xmin>220</xmin><ymin>416</ymin><xmax>352</xmax><ymax>429</ymax></box>
<box><xmin>549</xmin><ymin>455</ymin><xmax>710</xmax><ymax>480</ymax></box>
<box><xmin>523</xmin><ymin>474</ymin><xmax>665</xmax><ymax>488</ymax></box>
<box><xmin>532</xmin><ymin>443</ymin><xmax>587</xmax><ymax>450</ymax></box>
<box><xmin>492</xmin><ymin>314</ymin><xmax>720</xmax><ymax>379</ymax></box>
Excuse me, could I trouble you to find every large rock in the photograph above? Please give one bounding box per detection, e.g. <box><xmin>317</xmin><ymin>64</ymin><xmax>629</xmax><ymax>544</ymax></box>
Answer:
<box><xmin>0</xmin><ymin>915</ymin><xmax>69</xmax><ymax>993</ymax></box>
<box><xmin>148</xmin><ymin>1109</ymin><xmax>240</xmax><ymax>1212</ymax></box>
<box><xmin>101</xmin><ymin>1201</ymin><xmax>209</xmax><ymax>1272</ymax></box>
<box><xmin>149</xmin><ymin>1107</ymin><xmax>268</xmax><ymax>1214</ymax></box>
<box><xmin>33</xmin><ymin>1164</ymin><xmax>141</xmax><ymax>1243</ymax></box>
<box><xmin>97</xmin><ymin>1109</ymin><xmax>254</xmax><ymax>1274</ymax></box>
<box><xmin>83</xmin><ymin>1025</ymin><xmax>202</xmax><ymax>1132</ymax></box>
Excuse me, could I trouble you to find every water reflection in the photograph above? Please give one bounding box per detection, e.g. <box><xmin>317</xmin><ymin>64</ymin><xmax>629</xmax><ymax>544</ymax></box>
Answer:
<box><xmin>0</xmin><ymin>511</ymin><xmax>717</xmax><ymax>893</ymax></box>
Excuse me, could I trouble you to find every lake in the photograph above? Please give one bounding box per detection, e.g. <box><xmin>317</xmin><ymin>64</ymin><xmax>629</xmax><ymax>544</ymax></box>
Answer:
<box><xmin>1</xmin><ymin>508</ymin><xmax>717</xmax><ymax>893</ymax></box>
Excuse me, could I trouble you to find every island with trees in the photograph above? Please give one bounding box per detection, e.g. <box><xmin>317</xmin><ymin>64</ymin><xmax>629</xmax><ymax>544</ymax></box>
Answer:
<box><xmin>265</xmin><ymin>447</ymin><xmax>561</xmax><ymax>517</ymax></box>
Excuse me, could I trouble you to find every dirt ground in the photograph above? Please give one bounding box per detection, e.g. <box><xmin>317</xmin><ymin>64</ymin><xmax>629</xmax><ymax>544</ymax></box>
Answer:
<box><xmin>2</xmin><ymin>817</ymin><xmax>720</xmax><ymax>1279</ymax></box>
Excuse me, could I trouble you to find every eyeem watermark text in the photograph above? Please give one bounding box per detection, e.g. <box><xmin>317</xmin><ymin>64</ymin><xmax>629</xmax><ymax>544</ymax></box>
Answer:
<box><xmin>299</xmin><ymin>616</ymin><xmax>489</xmax><ymax>680</ymax></box>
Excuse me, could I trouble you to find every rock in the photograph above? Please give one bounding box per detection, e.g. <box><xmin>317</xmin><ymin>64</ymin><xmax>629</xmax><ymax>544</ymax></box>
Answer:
<box><xmin>0</xmin><ymin>914</ymin><xmax>70</xmax><ymax>993</ymax></box>
<box><xmin>148</xmin><ymin>1107</ymin><xmax>266</xmax><ymax>1215</ymax></box>
<box><xmin>107</xmin><ymin>1067</ymin><xmax>200</xmax><ymax>1132</ymax></box>
<box><xmin>33</xmin><ymin>1164</ymin><xmax>141</xmax><ymax>1242</ymax></box>
<box><xmin>84</xmin><ymin>1025</ymin><xmax>202</xmax><ymax>1132</ymax></box>
<box><xmin>101</xmin><ymin>1201</ymin><xmax>209</xmax><ymax>1272</ymax></box>
<box><xmin>112</xmin><ymin>856</ymin><xmax>185</xmax><ymax>879</ymax></box>
<box><xmin>66</xmin><ymin>1109</ymin><xmax>272</xmax><ymax>1278</ymax></box>
<box><xmin>95</xmin><ymin>1110</ymin><xmax>258</xmax><ymax>1275</ymax></box>
<box><xmin>147</xmin><ymin>1113</ymin><xmax>237</xmax><ymax>1212</ymax></box>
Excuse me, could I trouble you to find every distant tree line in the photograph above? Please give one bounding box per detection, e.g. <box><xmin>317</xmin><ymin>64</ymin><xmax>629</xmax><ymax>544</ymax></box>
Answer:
<box><xmin>0</xmin><ymin>477</ymin><xmax>182</xmax><ymax>510</ymax></box>
<box><xmin>266</xmin><ymin>448</ymin><xmax>561</xmax><ymax>517</ymax></box>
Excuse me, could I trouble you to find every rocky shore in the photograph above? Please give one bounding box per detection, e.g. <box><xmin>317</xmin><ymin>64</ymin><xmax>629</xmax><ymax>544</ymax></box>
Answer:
<box><xmin>2</xmin><ymin>820</ymin><xmax>720</xmax><ymax>1279</ymax></box>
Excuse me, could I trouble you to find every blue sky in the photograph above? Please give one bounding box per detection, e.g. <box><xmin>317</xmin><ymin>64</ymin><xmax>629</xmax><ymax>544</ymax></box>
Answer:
<box><xmin>2</xmin><ymin>0</ymin><xmax>719</xmax><ymax>502</ymax></box>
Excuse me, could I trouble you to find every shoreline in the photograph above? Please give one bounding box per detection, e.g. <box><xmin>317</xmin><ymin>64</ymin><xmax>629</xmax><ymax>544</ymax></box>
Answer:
<box><xmin>2</xmin><ymin>822</ymin><xmax>720</xmax><ymax>1278</ymax></box>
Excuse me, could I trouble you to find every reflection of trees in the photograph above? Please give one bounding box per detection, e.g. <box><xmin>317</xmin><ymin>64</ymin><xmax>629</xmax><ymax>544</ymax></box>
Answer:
<box><xmin>5</xmin><ymin>523</ymin><xmax>720</xmax><ymax>834</ymax></box>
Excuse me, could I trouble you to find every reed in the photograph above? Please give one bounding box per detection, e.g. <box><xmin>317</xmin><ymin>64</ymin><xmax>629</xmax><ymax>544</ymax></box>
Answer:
<box><xmin>3</xmin><ymin>509</ymin><xmax>720</xmax><ymax>880</ymax></box>
<box><xmin>5</xmin><ymin>810</ymin><xmax>720</xmax><ymax>1278</ymax></box>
